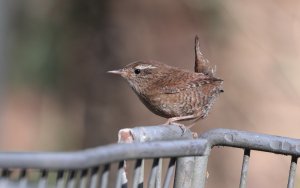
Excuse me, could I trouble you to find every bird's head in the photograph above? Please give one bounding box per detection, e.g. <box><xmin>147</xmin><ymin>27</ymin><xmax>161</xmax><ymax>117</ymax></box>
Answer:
<box><xmin>108</xmin><ymin>61</ymin><xmax>168</xmax><ymax>92</ymax></box>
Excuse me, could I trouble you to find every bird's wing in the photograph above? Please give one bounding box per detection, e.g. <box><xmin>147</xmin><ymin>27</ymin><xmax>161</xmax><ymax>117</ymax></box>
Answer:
<box><xmin>161</xmin><ymin>76</ymin><xmax>223</xmax><ymax>94</ymax></box>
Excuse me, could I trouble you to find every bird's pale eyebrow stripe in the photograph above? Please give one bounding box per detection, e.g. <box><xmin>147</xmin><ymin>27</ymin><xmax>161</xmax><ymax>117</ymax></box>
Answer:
<box><xmin>135</xmin><ymin>64</ymin><xmax>157</xmax><ymax>70</ymax></box>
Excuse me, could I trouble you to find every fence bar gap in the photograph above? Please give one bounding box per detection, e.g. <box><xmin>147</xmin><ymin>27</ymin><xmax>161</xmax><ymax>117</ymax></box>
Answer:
<box><xmin>116</xmin><ymin>161</ymin><xmax>128</xmax><ymax>188</ymax></box>
<box><xmin>163</xmin><ymin>158</ymin><xmax>176</xmax><ymax>188</ymax></box>
<box><xmin>90</xmin><ymin>167</ymin><xmax>100</xmax><ymax>188</ymax></box>
<box><xmin>100</xmin><ymin>164</ymin><xmax>110</xmax><ymax>188</ymax></box>
<box><xmin>239</xmin><ymin>149</ymin><xmax>251</xmax><ymax>188</ymax></box>
<box><xmin>133</xmin><ymin>159</ymin><xmax>144</xmax><ymax>188</ymax></box>
<box><xmin>38</xmin><ymin>170</ymin><xmax>48</xmax><ymax>188</ymax></box>
<box><xmin>287</xmin><ymin>156</ymin><xmax>298</xmax><ymax>188</ymax></box>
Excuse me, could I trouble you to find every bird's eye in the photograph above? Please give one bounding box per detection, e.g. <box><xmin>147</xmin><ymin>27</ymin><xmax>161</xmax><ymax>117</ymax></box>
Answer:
<box><xmin>134</xmin><ymin>69</ymin><xmax>141</xmax><ymax>74</ymax></box>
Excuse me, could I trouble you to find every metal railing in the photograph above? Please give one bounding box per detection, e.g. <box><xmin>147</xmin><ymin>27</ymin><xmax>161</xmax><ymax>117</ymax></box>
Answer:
<box><xmin>0</xmin><ymin>125</ymin><xmax>299</xmax><ymax>188</ymax></box>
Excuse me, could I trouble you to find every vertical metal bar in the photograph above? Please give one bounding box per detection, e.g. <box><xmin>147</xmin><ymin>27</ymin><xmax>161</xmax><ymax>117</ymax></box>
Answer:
<box><xmin>0</xmin><ymin>169</ymin><xmax>9</xmax><ymax>188</ymax></box>
<box><xmin>239</xmin><ymin>149</ymin><xmax>251</xmax><ymax>188</ymax></box>
<box><xmin>148</xmin><ymin>158</ymin><xmax>158</xmax><ymax>188</ymax></box>
<box><xmin>156</xmin><ymin>158</ymin><xmax>162</xmax><ymax>188</ymax></box>
<box><xmin>90</xmin><ymin>167</ymin><xmax>100</xmax><ymax>188</ymax></box>
<box><xmin>148</xmin><ymin>158</ymin><xmax>162</xmax><ymax>188</ymax></box>
<box><xmin>79</xmin><ymin>169</ymin><xmax>89</xmax><ymax>188</ymax></box>
<box><xmin>191</xmin><ymin>156</ymin><xmax>209</xmax><ymax>188</ymax></box>
<box><xmin>56</xmin><ymin>170</ymin><xmax>65</xmax><ymax>188</ymax></box>
<box><xmin>19</xmin><ymin>169</ymin><xmax>28</xmax><ymax>188</ymax></box>
<box><xmin>116</xmin><ymin>161</ymin><xmax>128</xmax><ymax>188</ymax></box>
<box><xmin>133</xmin><ymin>159</ymin><xmax>144</xmax><ymax>188</ymax></box>
<box><xmin>174</xmin><ymin>157</ymin><xmax>195</xmax><ymax>188</ymax></box>
<box><xmin>38</xmin><ymin>170</ymin><xmax>48</xmax><ymax>188</ymax></box>
<box><xmin>100</xmin><ymin>164</ymin><xmax>110</xmax><ymax>188</ymax></box>
<box><xmin>287</xmin><ymin>156</ymin><xmax>298</xmax><ymax>188</ymax></box>
<box><xmin>163</xmin><ymin>158</ymin><xmax>176</xmax><ymax>188</ymax></box>
<box><xmin>66</xmin><ymin>170</ymin><xmax>77</xmax><ymax>188</ymax></box>
<box><xmin>86</xmin><ymin>169</ymin><xmax>92</xmax><ymax>188</ymax></box>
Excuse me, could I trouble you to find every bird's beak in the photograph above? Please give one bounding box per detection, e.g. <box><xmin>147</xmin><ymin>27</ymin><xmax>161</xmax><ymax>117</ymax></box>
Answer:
<box><xmin>107</xmin><ymin>69</ymin><xmax>123</xmax><ymax>75</ymax></box>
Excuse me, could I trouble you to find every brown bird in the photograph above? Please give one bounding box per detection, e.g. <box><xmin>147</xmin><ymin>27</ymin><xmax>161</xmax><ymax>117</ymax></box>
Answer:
<box><xmin>108</xmin><ymin>36</ymin><xmax>223</xmax><ymax>128</ymax></box>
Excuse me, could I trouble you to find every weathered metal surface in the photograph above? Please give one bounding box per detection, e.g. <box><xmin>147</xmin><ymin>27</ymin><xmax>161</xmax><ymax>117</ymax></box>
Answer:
<box><xmin>0</xmin><ymin>128</ymin><xmax>298</xmax><ymax>170</ymax></box>
<box><xmin>0</xmin><ymin>139</ymin><xmax>208</xmax><ymax>169</ymax></box>
<box><xmin>174</xmin><ymin>156</ymin><xmax>195</xmax><ymax>188</ymax></box>
<box><xmin>121</xmin><ymin>125</ymin><xmax>194</xmax><ymax>142</ymax></box>
<box><xmin>118</xmin><ymin>125</ymin><xmax>199</xmax><ymax>188</ymax></box>
<box><xmin>200</xmin><ymin>129</ymin><xmax>300</xmax><ymax>156</ymax></box>
<box><xmin>0</xmin><ymin>127</ymin><xmax>299</xmax><ymax>188</ymax></box>
<box><xmin>192</xmin><ymin>155</ymin><xmax>209</xmax><ymax>188</ymax></box>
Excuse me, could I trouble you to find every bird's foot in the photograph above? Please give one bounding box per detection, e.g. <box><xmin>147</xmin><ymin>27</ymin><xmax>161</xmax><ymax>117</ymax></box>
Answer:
<box><xmin>164</xmin><ymin>119</ymin><xmax>187</xmax><ymax>136</ymax></box>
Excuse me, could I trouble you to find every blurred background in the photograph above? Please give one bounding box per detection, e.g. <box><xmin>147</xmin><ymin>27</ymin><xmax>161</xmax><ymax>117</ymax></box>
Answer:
<box><xmin>0</xmin><ymin>0</ymin><xmax>299</xmax><ymax>187</ymax></box>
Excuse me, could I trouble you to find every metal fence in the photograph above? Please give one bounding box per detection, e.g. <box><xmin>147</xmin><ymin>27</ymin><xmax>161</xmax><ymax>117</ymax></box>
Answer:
<box><xmin>0</xmin><ymin>125</ymin><xmax>299</xmax><ymax>188</ymax></box>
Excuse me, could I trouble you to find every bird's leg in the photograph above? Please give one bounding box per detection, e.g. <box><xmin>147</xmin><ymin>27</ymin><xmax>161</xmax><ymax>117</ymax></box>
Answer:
<box><xmin>166</xmin><ymin>114</ymin><xmax>199</xmax><ymax>124</ymax></box>
<box><xmin>186</xmin><ymin>116</ymin><xmax>202</xmax><ymax>129</ymax></box>
<box><xmin>165</xmin><ymin>114</ymin><xmax>201</xmax><ymax>134</ymax></box>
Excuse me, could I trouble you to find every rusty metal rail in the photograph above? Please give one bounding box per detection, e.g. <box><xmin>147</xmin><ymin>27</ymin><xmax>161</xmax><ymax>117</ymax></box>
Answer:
<box><xmin>0</xmin><ymin>126</ymin><xmax>299</xmax><ymax>188</ymax></box>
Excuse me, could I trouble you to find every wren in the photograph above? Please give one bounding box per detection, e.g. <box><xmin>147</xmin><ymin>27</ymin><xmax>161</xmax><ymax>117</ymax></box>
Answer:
<box><xmin>108</xmin><ymin>36</ymin><xmax>223</xmax><ymax>127</ymax></box>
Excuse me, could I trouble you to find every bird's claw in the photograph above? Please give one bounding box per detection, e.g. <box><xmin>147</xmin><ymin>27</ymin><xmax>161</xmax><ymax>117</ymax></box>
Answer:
<box><xmin>164</xmin><ymin>119</ymin><xmax>187</xmax><ymax>136</ymax></box>
<box><xmin>170</xmin><ymin>122</ymin><xmax>187</xmax><ymax>136</ymax></box>
<box><xmin>177</xmin><ymin>124</ymin><xmax>187</xmax><ymax>136</ymax></box>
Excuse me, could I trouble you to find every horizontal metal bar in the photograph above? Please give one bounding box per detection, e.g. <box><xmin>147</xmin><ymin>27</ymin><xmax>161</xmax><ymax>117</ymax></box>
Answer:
<box><xmin>200</xmin><ymin>129</ymin><xmax>300</xmax><ymax>156</ymax></box>
<box><xmin>0</xmin><ymin>137</ymin><xmax>208</xmax><ymax>169</ymax></box>
<box><xmin>119</xmin><ymin>124</ymin><xmax>194</xmax><ymax>143</ymax></box>
<box><xmin>0</xmin><ymin>127</ymin><xmax>298</xmax><ymax>170</ymax></box>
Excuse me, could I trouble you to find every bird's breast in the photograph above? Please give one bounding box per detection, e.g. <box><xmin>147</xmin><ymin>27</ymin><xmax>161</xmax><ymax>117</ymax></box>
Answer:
<box><xmin>133</xmin><ymin>84</ymin><xmax>222</xmax><ymax>119</ymax></box>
